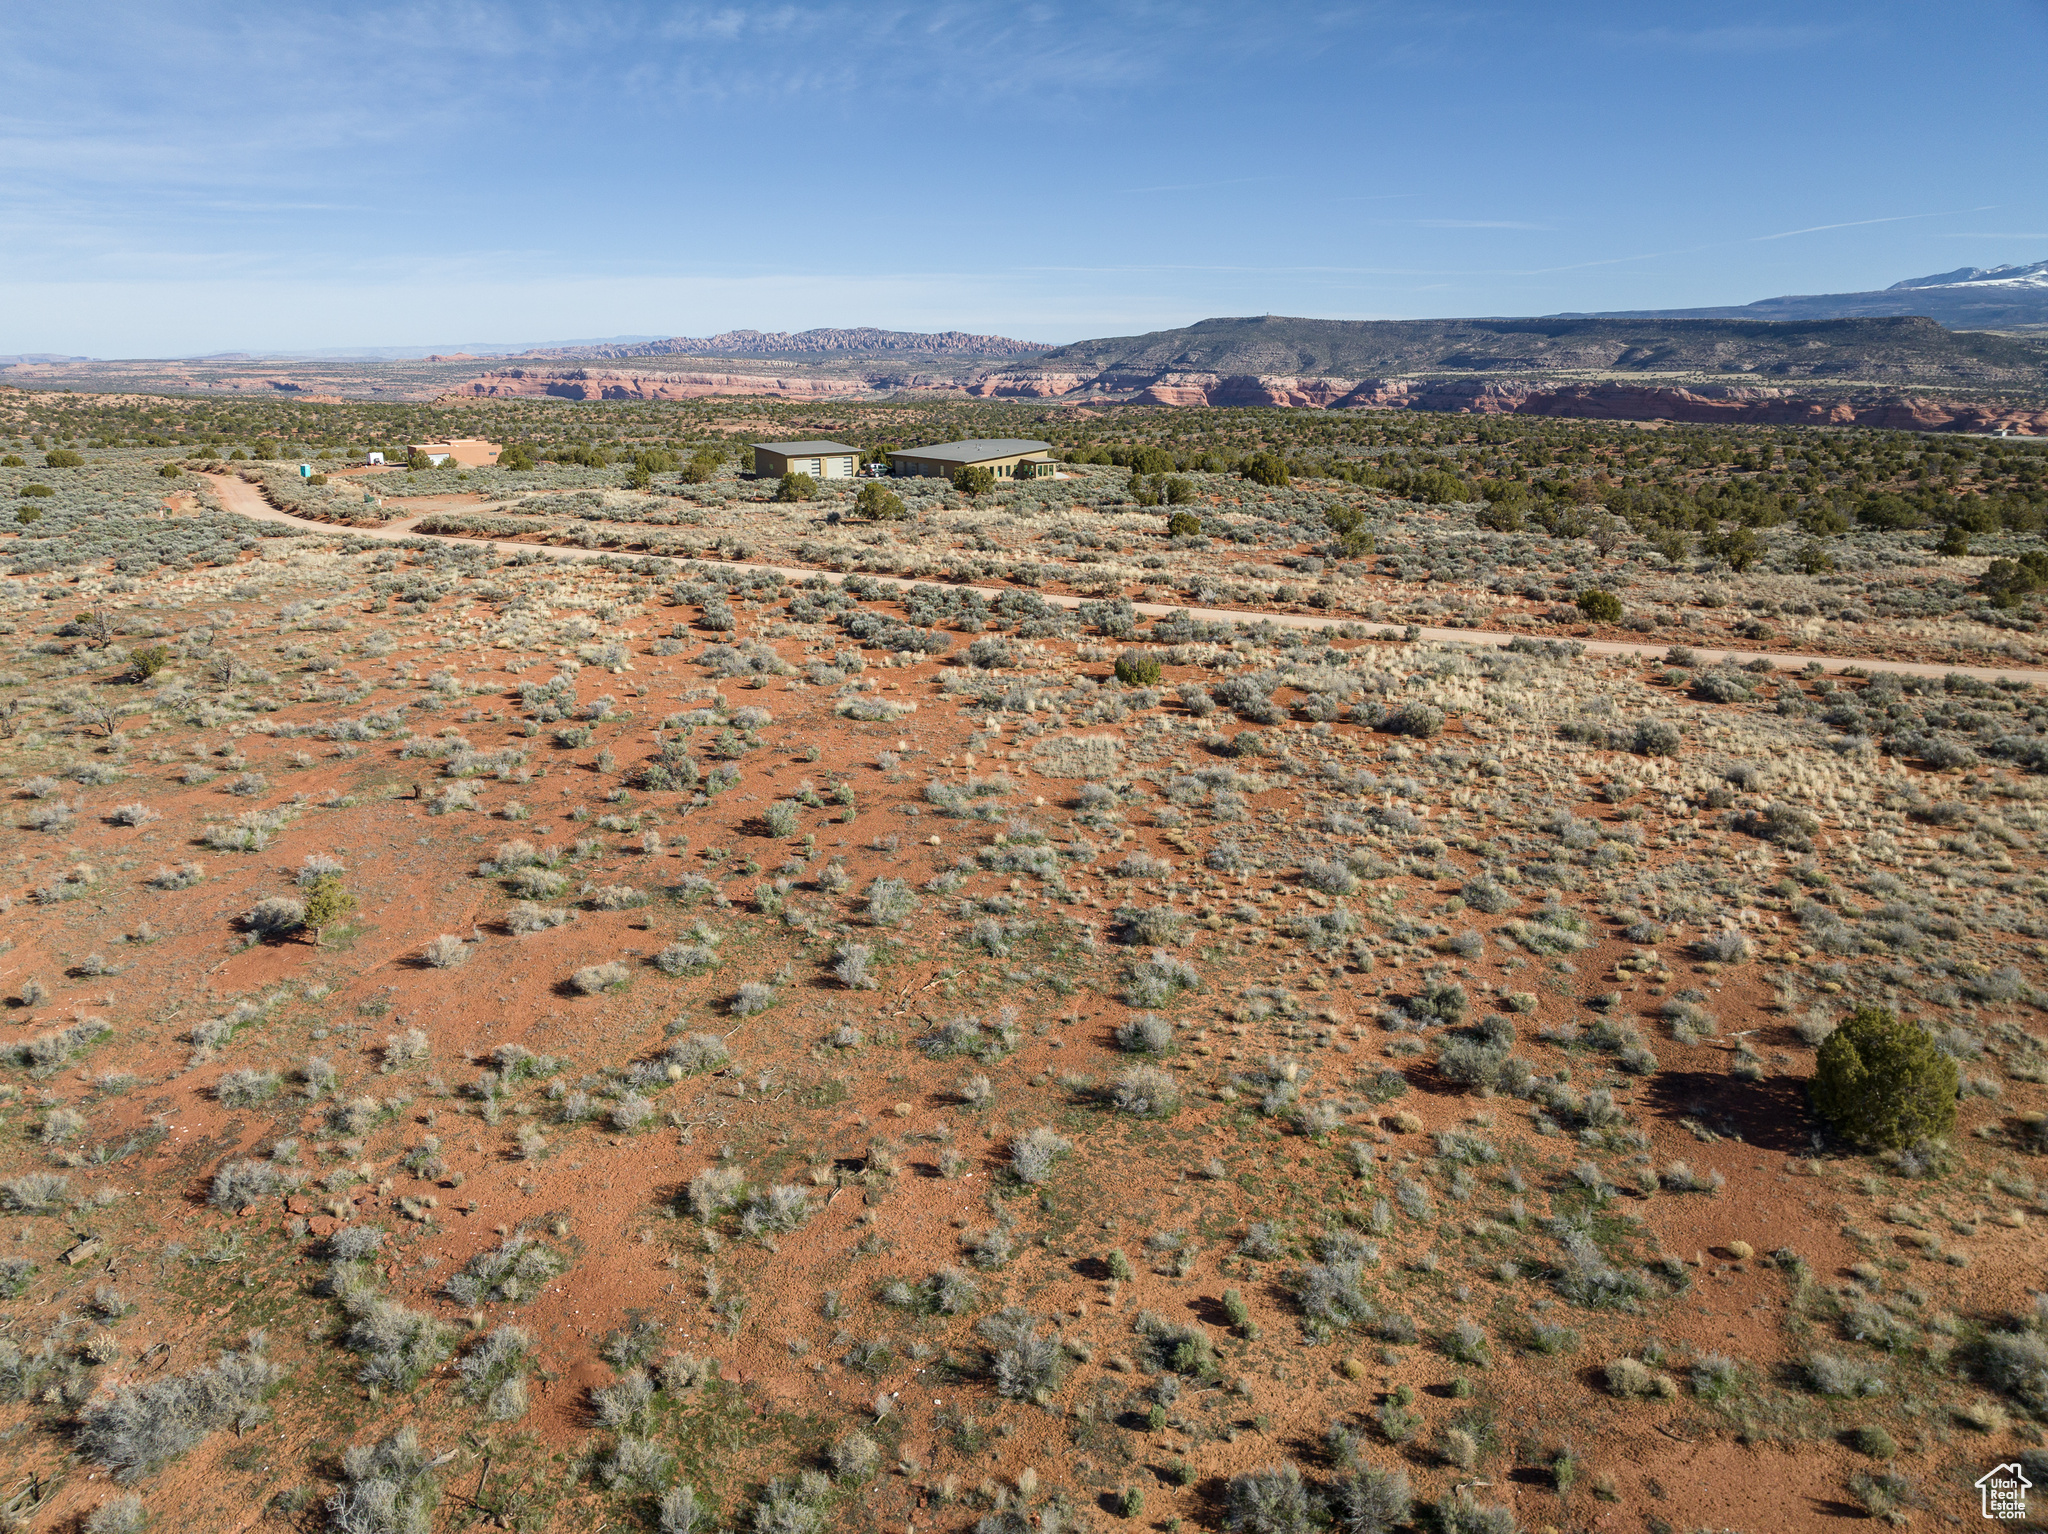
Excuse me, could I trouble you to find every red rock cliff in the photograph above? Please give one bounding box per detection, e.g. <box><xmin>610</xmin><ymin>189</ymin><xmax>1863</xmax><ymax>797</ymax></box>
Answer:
<box><xmin>454</xmin><ymin>363</ymin><xmax>2047</xmax><ymax>433</ymax></box>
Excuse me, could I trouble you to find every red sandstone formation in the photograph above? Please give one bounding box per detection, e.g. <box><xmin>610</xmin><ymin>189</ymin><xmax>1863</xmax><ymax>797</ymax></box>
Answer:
<box><xmin>454</xmin><ymin>364</ymin><xmax>2047</xmax><ymax>434</ymax></box>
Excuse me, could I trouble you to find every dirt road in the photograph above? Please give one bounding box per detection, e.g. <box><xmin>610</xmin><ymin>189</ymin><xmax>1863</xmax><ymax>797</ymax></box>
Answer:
<box><xmin>204</xmin><ymin>472</ymin><xmax>2048</xmax><ymax>684</ymax></box>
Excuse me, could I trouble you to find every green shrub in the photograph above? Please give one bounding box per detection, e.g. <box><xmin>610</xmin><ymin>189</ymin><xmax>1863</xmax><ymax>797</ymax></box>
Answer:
<box><xmin>1576</xmin><ymin>589</ymin><xmax>1624</xmax><ymax>624</ymax></box>
<box><xmin>775</xmin><ymin>471</ymin><xmax>817</xmax><ymax>503</ymax></box>
<box><xmin>1325</xmin><ymin>503</ymin><xmax>1375</xmax><ymax>558</ymax></box>
<box><xmin>1632</xmin><ymin>719</ymin><xmax>1681</xmax><ymax>756</ymax></box>
<box><xmin>128</xmin><ymin>644</ymin><xmax>171</xmax><ymax>679</ymax></box>
<box><xmin>19</xmin><ymin>483</ymin><xmax>53</xmax><ymax>497</ymax></box>
<box><xmin>1383</xmin><ymin>702</ymin><xmax>1444</xmax><ymax>739</ymax></box>
<box><xmin>1847</xmin><ymin>1424</ymin><xmax>1897</xmax><ymax>1459</ymax></box>
<box><xmin>952</xmin><ymin>464</ymin><xmax>995</xmax><ymax>498</ymax></box>
<box><xmin>1707</xmin><ymin>525</ymin><xmax>1762</xmax><ymax>571</ymax></box>
<box><xmin>1166</xmin><ymin>510</ymin><xmax>1202</xmax><ymax>537</ymax></box>
<box><xmin>1240</xmin><ymin>452</ymin><xmax>1289</xmax><ymax>487</ymax></box>
<box><xmin>45</xmin><ymin>449</ymin><xmax>83</xmax><ymax>468</ymax></box>
<box><xmin>1981</xmin><ymin>552</ymin><xmax>2048</xmax><ymax>608</ymax></box>
<box><xmin>1114</xmin><ymin>652</ymin><xmax>1161</xmax><ymax>687</ymax></box>
<box><xmin>854</xmin><ymin>481</ymin><xmax>907</xmax><ymax>520</ymax></box>
<box><xmin>158</xmin><ymin>462</ymin><xmax>183</xmax><ymax>478</ymax></box>
<box><xmin>301</xmin><ymin>875</ymin><xmax>356</xmax><ymax>942</ymax></box>
<box><xmin>1812</xmin><ymin>1006</ymin><xmax>1958</xmax><ymax>1149</ymax></box>
<box><xmin>498</xmin><ymin>444</ymin><xmax>536</xmax><ymax>471</ymax></box>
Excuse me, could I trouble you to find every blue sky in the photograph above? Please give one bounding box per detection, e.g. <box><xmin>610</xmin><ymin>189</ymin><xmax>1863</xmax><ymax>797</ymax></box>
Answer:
<box><xmin>4</xmin><ymin>1</ymin><xmax>2046</xmax><ymax>355</ymax></box>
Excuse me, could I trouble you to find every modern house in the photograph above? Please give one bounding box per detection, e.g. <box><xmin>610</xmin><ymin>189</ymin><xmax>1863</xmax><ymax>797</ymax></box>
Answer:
<box><xmin>753</xmin><ymin>440</ymin><xmax>862</xmax><ymax>480</ymax></box>
<box><xmin>407</xmin><ymin>438</ymin><xmax>499</xmax><ymax>467</ymax></box>
<box><xmin>888</xmin><ymin>439</ymin><xmax>1056</xmax><ymax>480</ymax></box>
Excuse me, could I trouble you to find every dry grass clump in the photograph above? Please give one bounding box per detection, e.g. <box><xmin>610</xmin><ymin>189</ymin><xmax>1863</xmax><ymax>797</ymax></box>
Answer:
<box><xmin>0</xmin><ymin>1171</ymin><xmax>70</xmax><ymax>1213</ymax></box>
<box><xmin>207</xmin><ymin>1159</ymin><xmax>283</xmax><ymax>1211</ymax></box>
<box><xmin>881</xmin><ymin>1266</ymin><xmax>980</xmax><ymax>1316</ymax></box>
<box><xmin>3</xmin><ymin>1015</ymin><xmax>113</xmax><ymax>1073</ymax></box>
<box><xmin>442</xmin><ymin>1234</ymin><xmax>565</xmax><ymax>1306</ymax></box>
<box><xmin>421</xmin><ymin>933</ymin><xmax>470</xmax><ymax>968</ymax></box>
<box><xmin>978</xmin><ymin>1307</ymin><xmax>1068</xmax><ymax>1400</ymax></box>
<box><xmin>82</xmin><ymin>1495</ymin><xmax>146</xmax><ymax>1534</ymax></box>
<box><xmin>1108</xmin><ymin>1063</ymin><xmax>1181</xmax><ymax>1118</ymax></box>
<box><xmin>506</xmin><ymin>900</ymin><xmax>576</xmax><ymax>934</ymax></box>
<box><xmin>1114</xmin><ymin>1013</ymin><xmax>1175</xmax><ymax>1054</ymax></box>
<box><xmin>76</xmin><ymin>1335</ymin><xmax>281</xmax><ymax>1479</ymax></box>
<box><xmin>328</xmin><ymin>1424</ymin><xmax>441</xmax><ymax>1534</ymax></box>
<box><xmin>684</xmin><ymin>1165</ymin><xmax>749</xmax><ymax>1223</ymax></box>
<box><xmin>1008</xmin><ymin>1127</ymin><xmax>1073</xmax><ymax>1185</ymax></box>
<box><xmin>626</xmin><ymin>1031</ymin><xmax>729</xmax><ymax>1088</ymax></box>
<box><xmin>1603</xmin><ymin>1356</ymin><xmax>1678</xmax><ymax>1400</ymax></box>
<box><xmin>569</xmin><ymin>960</ymin><xmax>633</xmax><ymax>995</ymax></box>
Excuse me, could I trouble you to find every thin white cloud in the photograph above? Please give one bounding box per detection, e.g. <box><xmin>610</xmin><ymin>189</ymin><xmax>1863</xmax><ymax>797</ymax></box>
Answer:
<box><xmin>1751</xmin><ymin>210</ymin><xmax>1985</xmax><ymax>242</ymax></box>
<box><xmin>1414</xmin><ymin>219</ymin><xmax>1551</xmax><ymax>230</ymax></box>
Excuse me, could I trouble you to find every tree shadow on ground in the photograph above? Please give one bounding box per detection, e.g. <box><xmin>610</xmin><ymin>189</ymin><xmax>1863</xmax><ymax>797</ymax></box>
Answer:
<box><xmin>1640</xmin><ymin>1069</ymin><xmax>1815</xmax><ymax>1153</ymax></box>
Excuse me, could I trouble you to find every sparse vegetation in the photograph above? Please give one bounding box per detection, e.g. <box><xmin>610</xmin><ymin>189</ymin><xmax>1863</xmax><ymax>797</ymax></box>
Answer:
<box><xmin>2</xmin><ymin>398</ymin><xmax>2046</xmax><ymax>1534</ymax></box>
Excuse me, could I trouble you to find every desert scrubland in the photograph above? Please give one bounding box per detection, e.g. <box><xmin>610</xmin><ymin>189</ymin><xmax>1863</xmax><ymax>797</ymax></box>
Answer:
<box><xmin>1</xmin><ymin>389</ymin><xmax>2047</xmax><ymax>1533</ymax></box>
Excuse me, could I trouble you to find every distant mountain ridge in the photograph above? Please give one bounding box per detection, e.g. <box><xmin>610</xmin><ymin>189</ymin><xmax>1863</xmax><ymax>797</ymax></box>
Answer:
<box><xmin>534</xmin><ymin>327</ymin><xmax>1050</xmax><ymax>361</ymax></box>
<box><xmin>1033</xmin><ymin>314</ymin><xmax>2047</xmax><ymax>385</ymax></box>
<box><xmin>0</xmin><ymin>329</ymin><xmax>1047</xmax><ymax>365</ymax></box>
<box><xmin>1569</xmin><ymin>259</ymin><xmax>2048</xmax><ymax>328</ymax></box>
<box><xmin>459</xmin><ymin>311</ymin><xmax>2048</xmax><ymax>436</ymax></box>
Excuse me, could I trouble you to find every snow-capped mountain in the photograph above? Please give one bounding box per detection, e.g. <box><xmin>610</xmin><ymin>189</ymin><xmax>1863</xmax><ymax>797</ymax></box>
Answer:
<box><xmin>1575</xmin><ymin>259</ymin><xmax>2048</xmax><ymax>328</ymax></box>
<box><xmin>1889</xmin><ymin>261</ymin><xmax>2048</xmax><ymax>292</ymax></box>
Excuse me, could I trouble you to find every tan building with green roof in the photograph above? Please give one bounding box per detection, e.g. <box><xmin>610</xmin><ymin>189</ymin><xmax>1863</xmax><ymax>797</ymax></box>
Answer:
<box><xmin>888</xmin><ymin>438</ymin><xmax>1055</xmax><ymax>480</ymax></box>
<box><xmin>753</xmin><ymin>440</ymin><xmax>861</xmax><ymax>479</ymax></box>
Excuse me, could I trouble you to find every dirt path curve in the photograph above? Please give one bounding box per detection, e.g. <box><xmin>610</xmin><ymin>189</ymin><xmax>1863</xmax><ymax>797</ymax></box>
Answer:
<box><xmin>205</xmin><ymin>473</ymin><xmax>2048</xmax><ymax>684</ymax></box>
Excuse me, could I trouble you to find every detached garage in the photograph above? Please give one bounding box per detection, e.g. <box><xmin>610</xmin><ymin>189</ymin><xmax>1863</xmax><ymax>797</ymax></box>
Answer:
<box><xmin>888</xmin><ymin>438</ymin><xmax>1055</xmax><ymax>480</ymax></box>
<box><xmin>754</xmin><ymin>440</ymin><xmax>861</xmax><ymax>480</ymax></box>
